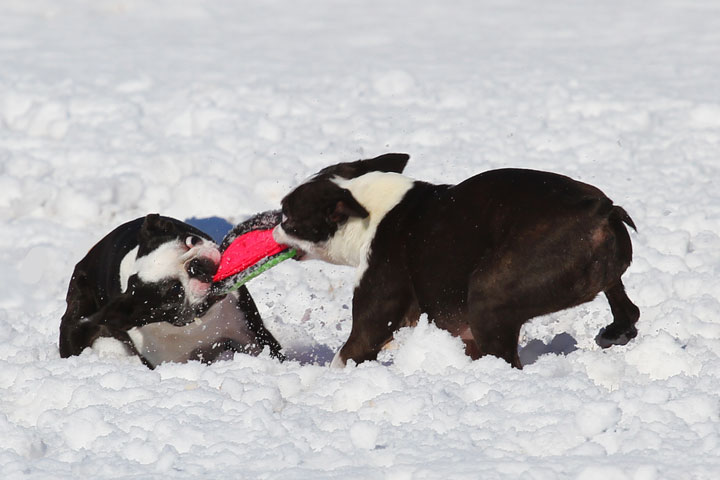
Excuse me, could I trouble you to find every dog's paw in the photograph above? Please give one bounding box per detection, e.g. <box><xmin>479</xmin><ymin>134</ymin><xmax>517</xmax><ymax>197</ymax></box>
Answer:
<box><xmin>595</xmin><ymin>325</ymin><xmax>638</xmax><ymax>348</ymax></box>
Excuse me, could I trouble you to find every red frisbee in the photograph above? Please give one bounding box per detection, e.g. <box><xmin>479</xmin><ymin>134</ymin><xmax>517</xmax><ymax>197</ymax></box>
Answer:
<box><xmin>213</xmin><ymin>228</ymin><xmax>288</xmax><ymax>282</ymax></box>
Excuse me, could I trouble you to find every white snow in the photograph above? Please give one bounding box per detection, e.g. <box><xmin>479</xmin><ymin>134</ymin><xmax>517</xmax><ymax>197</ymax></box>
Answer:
<box><xmin>1</xmin><ymin>0</ymin><xmax>720</xmax><ymax>478</ymax></box>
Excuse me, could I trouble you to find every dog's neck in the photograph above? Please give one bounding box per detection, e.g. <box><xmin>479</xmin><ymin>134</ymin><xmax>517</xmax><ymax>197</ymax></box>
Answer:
<box><xmin>329</xmin><ymin>172</ymin><xmax>415</xmax><ymax>275</ymax></box>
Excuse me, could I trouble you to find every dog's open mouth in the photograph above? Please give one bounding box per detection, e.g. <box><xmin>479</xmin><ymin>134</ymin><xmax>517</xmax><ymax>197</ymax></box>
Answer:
<box><xmin>184</xmin><ymin>250</ymin><xmax>222</xmax><ymax>307</ymax></box>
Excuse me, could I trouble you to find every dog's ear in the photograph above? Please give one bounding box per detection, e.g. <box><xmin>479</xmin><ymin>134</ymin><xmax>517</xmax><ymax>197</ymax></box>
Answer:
<box><xmin>361</xmin><ymin>153</ymin><xmax>410</xmax><ymax>174</ymax></box>
<box><xmin>317</xmin><ymin>153</ymin><xmax>410</xmax><ymax>179</ymax></box>
<box><xmin>330</xmin><ymin>190</ymin><xmax>369</xmax><ymax>223</ymax></box>
<box><xmin>140</xmin><ymin>214</ymin><xmax>176</xmax><ymax>238</ymax></box>
<box><xmin>138</xmin><ymin>214</ymin><xmax>179</xmax><ymax>256</ymax></box>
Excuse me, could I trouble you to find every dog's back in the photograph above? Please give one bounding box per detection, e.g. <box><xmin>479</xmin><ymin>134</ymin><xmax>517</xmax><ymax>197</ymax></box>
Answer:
<box><xmin>60</xmin><ymin>218</ymin><xmax>145</xmax><ymax>358</ymax></box>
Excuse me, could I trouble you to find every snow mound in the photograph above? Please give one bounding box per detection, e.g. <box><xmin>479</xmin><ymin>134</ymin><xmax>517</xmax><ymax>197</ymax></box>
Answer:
<box><xmin>391</xmin><ymin>316</ymin><xmax>471</xmax><ymax>375</ymax></box>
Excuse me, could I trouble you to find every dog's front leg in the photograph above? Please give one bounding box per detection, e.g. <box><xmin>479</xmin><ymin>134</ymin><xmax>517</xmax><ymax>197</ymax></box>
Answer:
<box><xmin>235</xmin><ymin>286</ymin><xmax>286</xmax><ymax>361</ymax></box>
<box><xmin>331</xmin><ymin>273</ymin><xmax>417</xmax><ymax>368</ymax></box>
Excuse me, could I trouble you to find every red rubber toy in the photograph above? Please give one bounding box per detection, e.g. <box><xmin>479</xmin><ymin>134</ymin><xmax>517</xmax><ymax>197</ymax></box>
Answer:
<box><xmin>210</xmin><ymin>211</ymin><xmax>296</xmax><ymax>294</ymax></box>
<box><xmin>213</xmin><ymin>229</ymin><xmax>288</xmax><ymax>282</ymax></box>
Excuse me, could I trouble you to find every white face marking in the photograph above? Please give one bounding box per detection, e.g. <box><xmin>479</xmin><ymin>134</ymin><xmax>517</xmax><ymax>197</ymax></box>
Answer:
<box><xmin>118</xmin><ymin>238</ymin><xmax>221</xmax><ymax>305</ymax></box>
<box><xmin>134</xmin><ymin>241</ymin><xmax>188</xmax><ymax>283</ymax></box>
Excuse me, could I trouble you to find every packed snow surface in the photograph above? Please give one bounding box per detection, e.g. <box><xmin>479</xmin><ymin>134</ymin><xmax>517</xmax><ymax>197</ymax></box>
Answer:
<box><xmin>2</xmin><ymin>0</ymin><xmax>720</xmax><ymax>478</ymax></box>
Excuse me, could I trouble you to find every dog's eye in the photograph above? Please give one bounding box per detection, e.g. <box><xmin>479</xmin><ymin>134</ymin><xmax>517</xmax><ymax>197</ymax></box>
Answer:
<box><xmin>185</xmin><ymin>236</ymin><xmax>202</xmax><ymax>249</ymax></box>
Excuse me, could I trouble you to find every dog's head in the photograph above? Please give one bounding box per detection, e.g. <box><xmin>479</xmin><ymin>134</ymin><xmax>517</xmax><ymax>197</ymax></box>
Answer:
<box><xmin>121</xmin><ymin>214</ymin><xmax>222</xmax><ymax>326</ymax></box>
<box><xmin>273</xmin><ymin>153</ymin><xmax>412</xmax><ymax>266</ymax></box>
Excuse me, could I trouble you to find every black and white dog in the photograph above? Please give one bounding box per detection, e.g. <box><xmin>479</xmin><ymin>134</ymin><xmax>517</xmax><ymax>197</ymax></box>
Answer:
<box><xmin>60</xmin><ymin>214</ymin><xmax>283</xmax><ymax>368</ymax></box>
<box><xmin>273</xmin><ymin>153</ymin><xmax>640</xmax><ymax>368</ymax></box>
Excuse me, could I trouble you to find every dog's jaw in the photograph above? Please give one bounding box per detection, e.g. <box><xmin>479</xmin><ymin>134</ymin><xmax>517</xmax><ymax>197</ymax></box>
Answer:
<box><xmin>180</xmin><ymin>243</ymin><xmax>221</xmax><ymax>303</ymax></box>
<box><xmin>273</xmin><ymin>225</ymin><xmax>329</xmax><ymax>263</ymax></box>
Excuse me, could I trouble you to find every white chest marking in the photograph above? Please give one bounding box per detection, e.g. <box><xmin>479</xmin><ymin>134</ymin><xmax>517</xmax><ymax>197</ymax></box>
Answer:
<box><xmin>331</xmin><ymin>172</ymin><xmax>414</xmax><ymax>281</ymax></box>
<box><xmin>119</xmin><ymin>246</ymin><xmax>139</xmax><ymax>292</ymax></box>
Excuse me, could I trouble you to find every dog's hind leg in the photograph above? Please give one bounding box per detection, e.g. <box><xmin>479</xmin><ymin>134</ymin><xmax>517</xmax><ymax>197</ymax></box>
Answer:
<box><xmin>59</xmin><ymin>271</ymin><xmax>103</xmax><ymax>358</ymax></box>
<box><xmin>59</xmin><ymin>315</ymin><xmax>102</xmax><ymax>358</ymax></box>
<box><xmin>595</xmin><ymin>207</ymin><xmax>639</xmax><ymax>348</ymax></box>
<box><xmin>596</xmin><ymin>280</ymin><xmax>640</xmax><ymax>348</ymax></box>
<box><xmin>467</xmin><ymin>306</ymin><xmax>524</xmax><ymax>369</ymax></box>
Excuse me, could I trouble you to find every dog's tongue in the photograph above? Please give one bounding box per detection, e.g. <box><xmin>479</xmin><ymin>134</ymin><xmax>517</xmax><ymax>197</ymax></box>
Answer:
<box><xmin>213</xmin><ymin>229</ymin><xmax>289</xmax><ymax>282</ymax></box>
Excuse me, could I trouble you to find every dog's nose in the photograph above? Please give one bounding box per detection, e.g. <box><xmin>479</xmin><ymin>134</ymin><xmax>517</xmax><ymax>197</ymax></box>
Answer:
<box><xmin>186</xmin><ymin>257</ymin><xmax>218</xmax><ymax>283</ymax></box>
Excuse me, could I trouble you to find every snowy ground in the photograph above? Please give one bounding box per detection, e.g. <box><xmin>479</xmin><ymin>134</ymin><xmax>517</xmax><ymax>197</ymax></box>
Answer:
<box><xmin>2</xmin><ymin>0</ymin><xmax>720</xmax><ymax>478</ymax></box>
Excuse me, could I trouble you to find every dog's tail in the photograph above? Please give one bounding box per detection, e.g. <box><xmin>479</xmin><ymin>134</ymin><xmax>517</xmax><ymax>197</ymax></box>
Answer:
<box><xmin>588</xmin><ymin>197</ymin><xmax>637</xmax><ymax>233</ymax></box>
<box><xmin>605</xmin><ymin>203</ymin><xmax>636</xmax><ymax>273</ymax></box>
<box><xmin>610</xmin><ymin>205</ymin><xmax>637</xmax><ymax>232</ymax></box>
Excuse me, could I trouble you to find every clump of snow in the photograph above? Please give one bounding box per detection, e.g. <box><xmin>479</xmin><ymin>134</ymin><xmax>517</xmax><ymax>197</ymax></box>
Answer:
<box><xmin>349</xmin><ymin>421</ymin><xmax>379</xmax><ymax>450</ymax></box>
<box><xmin>689</xmin><ymin>104</ymin><xmax>720</xmax><ymax>129</ymax></box>
<box><xmin>391</xmin><ymin>316</ymin><xmax>471</xmax><ymax>375</ymax></box>
<box><xmin>574</xmin><ymin>401</ymin><xmax>621</xmax><ymax>438</ymax></box>
<box><xmin>625</xmin><ymin>332</ymin><xmax>703</xmax><ymax>379</ymax></box>
<box><xmin>1</xmin><ymin>0</ymin><xmax>720</xmax><ymax>478</ymax></box>
<box><xmin>372</xmin><ymin>70</ymin><xmax>416</xmax><ymax>97</ymax></box>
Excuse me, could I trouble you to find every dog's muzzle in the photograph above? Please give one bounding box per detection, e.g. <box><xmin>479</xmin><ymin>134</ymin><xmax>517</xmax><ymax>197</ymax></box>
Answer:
<box><xmin>273</xmin><ymin>225</ymin><xmax>306</xmax><ymax>260</ymax></box>
<box><xmin>185</xmin><ymin>257</ymin><xmax>218</xmax><ymax>283</ymax></box>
